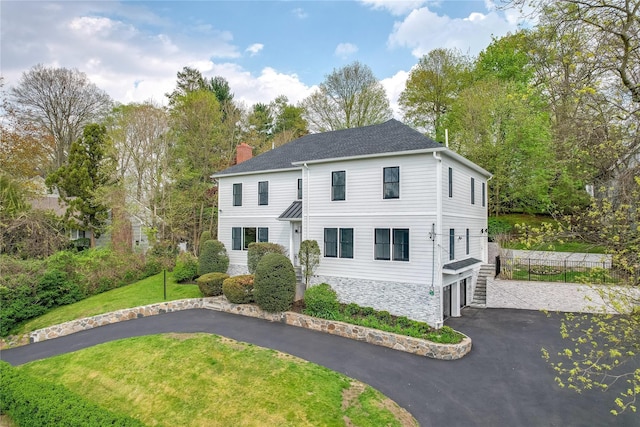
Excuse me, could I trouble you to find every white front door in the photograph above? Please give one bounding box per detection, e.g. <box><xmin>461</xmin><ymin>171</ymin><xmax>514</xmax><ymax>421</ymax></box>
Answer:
<box><xmin>292</xmin><ymin>222</ymin><xmax>302</xmax><ymax>266</ymax></box>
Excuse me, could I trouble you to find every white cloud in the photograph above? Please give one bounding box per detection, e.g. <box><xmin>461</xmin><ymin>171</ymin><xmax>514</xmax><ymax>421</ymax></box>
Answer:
<box><xmin>388</xmin><ymin>6</ymin><xmax>520</xmax><ymax>58</ymax></box>
<box><xmin>292</xmin><ymin>7</ymin><xmax>308</xmax><ymax>19</ymax></box>
<box><xmin>381</xmin><ymin>70</ymin><xmax>410</xmax><ymax>119</ymax></box>
<box><xmin>246</xmin><ymin>43</ymin><xmax>264</xmax><ymax>56</ymax></box>
<box><xmin>360</xmin><ymin>0</ymin><xmax>427</xmax><ymax>16</ymax></box>
<box><xmin>335</xmin><ymin>43</ymin><xmax>358</xmax><ymax>58</ymax></box>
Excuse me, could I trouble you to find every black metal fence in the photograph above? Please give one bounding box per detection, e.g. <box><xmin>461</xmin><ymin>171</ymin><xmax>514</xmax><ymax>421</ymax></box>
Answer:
<box><xmin>497</xmin><ymin>255</ymin><xmax>624</xmax><ymax>284</ymax></box>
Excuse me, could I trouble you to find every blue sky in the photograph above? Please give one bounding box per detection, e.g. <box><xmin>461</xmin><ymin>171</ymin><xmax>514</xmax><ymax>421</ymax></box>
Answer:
<box><xmin>1</xmin><ymin>1</ymin><xmax>530</xmax><ymax>116</ymax></box>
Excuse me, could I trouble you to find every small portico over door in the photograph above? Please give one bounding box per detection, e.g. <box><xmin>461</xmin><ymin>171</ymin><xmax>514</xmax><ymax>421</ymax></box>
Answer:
<box><xmin>278</xmin><ymin>200</ymin><xmax>303</xmax><ymax>266</ymax></box>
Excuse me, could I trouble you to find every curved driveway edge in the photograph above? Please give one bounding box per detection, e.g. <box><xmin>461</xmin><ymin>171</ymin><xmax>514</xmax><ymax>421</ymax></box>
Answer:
<box><xmin>2</xmin><ymin>308</ymin><xmax>636</xmax><ymax>426</ymax></box>
<box><xmin>28</xmin><ymin>297</ymin><xmax>471</xmax><ymax>360</ymax></box>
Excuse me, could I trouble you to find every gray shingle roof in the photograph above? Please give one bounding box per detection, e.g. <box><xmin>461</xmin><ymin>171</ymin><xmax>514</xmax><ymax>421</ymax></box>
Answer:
<box><xmin>214</xmin><ymin>119</ymin><xmax>442</xmax><ymax>176</ymax></box>
<box><xmin>442</xmin><ymin>258</ymin><xmax>482</xmax><ymax>274</ymax></box>
<box><xmin>277</xmin><ymin>201</ymin><xmax>302</xmax><ymax>220</ymax></box>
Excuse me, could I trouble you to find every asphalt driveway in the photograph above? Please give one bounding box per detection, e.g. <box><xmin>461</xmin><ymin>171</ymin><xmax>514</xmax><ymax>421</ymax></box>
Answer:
<box><xmin>1</xmin><ymin>307</ymin><xmax>637</xmax><ymax>426</ymax></box>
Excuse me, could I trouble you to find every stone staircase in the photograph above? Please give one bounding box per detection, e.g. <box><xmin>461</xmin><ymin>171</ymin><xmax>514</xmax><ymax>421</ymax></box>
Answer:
<box><xmin>294</xmin><ymin>267</ymin><xmax>305</xmax><ymax>301</ymax></box>
<box><xmin>470</xmin><ymin>263</ymin><xmax>495</xmax><ymax>308</ymax></box>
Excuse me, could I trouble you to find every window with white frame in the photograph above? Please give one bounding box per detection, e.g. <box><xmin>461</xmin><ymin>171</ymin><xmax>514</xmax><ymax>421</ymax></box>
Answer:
<box><xmin>331</xmin><ymin>171</ymin><xmax>346</xmax><ymax>201</ymax></box>
<box><xmin>233</xmin><ymin>183</ymin><xmax>242</xmax><ymax>206</ymax></box>
<box><xmin>375</xmin><ymin>228</ymin><xmax>409</xmax><ymax>261</ymax></box>
<box><xmin>324</xmin><ymin>227</ymin><xmax>353</xmax><ymax>258</ymax></box>
<box><xmin>383</xmin><ymin>167</ymin><xmax>399</xmax><ymax>199</ymax></box>
<box><xmin>258</xmin><ymin>181</ymin><xmax>268</xmax><ymax>205</ymax></box>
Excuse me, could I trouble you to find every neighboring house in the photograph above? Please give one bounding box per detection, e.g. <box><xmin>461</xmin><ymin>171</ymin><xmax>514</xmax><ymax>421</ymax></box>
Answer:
<box><xmin>212</xmin><ymin>119</ymin><xmax>492</xmax><ymax>327</ymax></box>
<box><xmin>29</xmin><ymin>193</ymin><xmax>153</xmax><ymax>253</ymax></box>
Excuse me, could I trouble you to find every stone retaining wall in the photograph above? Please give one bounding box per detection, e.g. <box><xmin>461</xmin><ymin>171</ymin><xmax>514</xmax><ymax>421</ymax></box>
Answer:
<box><xmin>29</xmin><ymin>297</ymin><xmax>471</xmax><ymax>360</ymax></box>
<box><xmin>204</xmin><ymin>298</ymin><xmax>471</xmax><ymax>360</ymax></box>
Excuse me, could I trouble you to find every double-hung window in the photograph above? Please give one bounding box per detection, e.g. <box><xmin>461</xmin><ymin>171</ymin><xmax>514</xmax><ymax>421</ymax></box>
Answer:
<box><xmin>232</xmin><ymin>227</ymin><xmax>242</xmax><ymax>250</ymax></box>
<box><xmin>466</xmin><ymin>228</ymin><xmax>470</xmax><ymax>255</ymax></box>
<box><xmin>449</xmin><ymin>229</ymin><xmax>455</xmax><ymax>260</ymax></box>
<box><xmin>482</xmin><ymin>182</ymin><xmax>486</xmax><ymax>207</ymax></box>
<box><xmin>383</xmin><ymin>167</ymin><xmax>399</xmax><ymax>199</ymax></box>
<box><xmin>393</xmin><ymin>229</ymin><xmax>409</xmax><ymax>261</ymax></box>
<box><xmin>324</xmin><ymin>228</ymin><xmax>353</xmax><ymax>258</ymax></box>
<box><xmin>375</xmin><ymin>228</ymin><xmax>409</xmax><ymax>261</ymax></box>
<box><xmin>331</xmin><ymin>171</ymin><xmax>345</xmax><ymax>201</ymax></box>
<box><xmin>448</xmin><ymin>167</ymin><xmax>453</xmax><ymax>198</ymax></box>
<box><xmin>297</xmin><ymin>178</ymin><xmax>302</xmax><ymax>200</ymax></box>
<box><xmin>233</xmin><ymin>183</ymin><xmax>242</xmax><ymax>206</ymax></box>
<box><xmin>258</xmin><ymin>181</ymin><xmax>268</xmax><ymax>205</ymax></box>
<box><xmin>258</xmin><ymin>227</ymin><xmax>269</xmax><ymax>243</ymax></box>
<box><xmin>374</xmin><ymin>229</ymin><xmax>391</xmax><ymax>260</ymax></box>
<box><xmin>471</xmin><ymin>177</ymin><xmax>475</xmax><ymax>205</ymax></box>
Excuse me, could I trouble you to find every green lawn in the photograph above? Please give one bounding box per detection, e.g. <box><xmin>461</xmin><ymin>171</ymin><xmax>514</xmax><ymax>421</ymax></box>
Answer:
<box><xmin>16</xmin><ymin>271</ymin><xmax>202</xmax><ymax>335</ymax></box>
<box><xmin>18</xmin><ymin>334</ymin><xmax>416</xmax><ymax>427</ymax></box>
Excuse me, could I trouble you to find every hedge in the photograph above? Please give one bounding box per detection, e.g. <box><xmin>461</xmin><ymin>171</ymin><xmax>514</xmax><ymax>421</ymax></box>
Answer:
<box><xmin>173</xmin><ymin>252</ymin><xmax>199</xmax><ymax>283</ymax></box>
<box><xmin>0</xmin><ymin>361</ymin><xmax>145</xmax><ymax>427</ymax></box>
<box><xmin>247</xmin><ymin>242</ymin><xmax>286</xmax><ymax>274</ymax></box>
<box><xmin>222</xmin><ymin>274</ymin><xmax>255</xmax><ymax>304</ymax></box>
<box><xmin>198</xmin><ymin>240</ymin><xmax>229</xmax><ymax>275</ymax></box>
<box><xmin>196</xmin><ymin>272</ymin><xmax>229</xmax><ymax>297</ymax></box>
<box><xmin>253</xmin><ymin>253</ymin><xmax>296</xmax><ymax>312</ymax></box>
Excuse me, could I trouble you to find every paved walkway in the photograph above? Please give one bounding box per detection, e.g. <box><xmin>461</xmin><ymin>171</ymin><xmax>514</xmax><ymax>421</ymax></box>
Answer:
<box><xmin>1</xmin><ymin>308</ymin><xmax>637</xmax><ymax>426</ymax></box>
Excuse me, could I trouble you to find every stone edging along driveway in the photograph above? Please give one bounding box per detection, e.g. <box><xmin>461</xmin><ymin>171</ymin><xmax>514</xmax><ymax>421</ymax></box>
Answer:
<box><xmin>28</xmin><ymin>297</ymin><xmax>471</xmax><ymax>360</ymax></box>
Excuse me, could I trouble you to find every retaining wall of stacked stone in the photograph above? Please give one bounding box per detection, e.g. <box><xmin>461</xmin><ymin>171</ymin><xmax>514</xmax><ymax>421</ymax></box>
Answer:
<box><xmin>29</xmin><ymin>297</ymin><xmax>471</xmax><ymax>360</ymax></box>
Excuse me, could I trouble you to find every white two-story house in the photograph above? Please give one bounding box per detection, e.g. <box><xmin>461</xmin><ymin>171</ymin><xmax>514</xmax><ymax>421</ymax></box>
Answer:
<box><xmin>212</xmin><ymin>119</ymin><xmax>491</xmax><ymax>327</ymax></box>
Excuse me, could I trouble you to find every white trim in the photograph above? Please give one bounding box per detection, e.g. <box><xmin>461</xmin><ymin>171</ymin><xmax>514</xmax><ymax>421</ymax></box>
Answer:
<box><xmin>211</xmin><ymin>166</ymin><xmax>301</xmax><ymax>179</ymax></box>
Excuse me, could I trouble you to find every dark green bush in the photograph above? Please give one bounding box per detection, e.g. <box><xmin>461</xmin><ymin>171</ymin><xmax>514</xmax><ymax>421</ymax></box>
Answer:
<box><xmin>222</xmin><ymin>274</ymin><xmax>255</xmax><ymax>304</ymax></box>
<box><xmin>198</xmin><ymin>230</ymin><xmax>212</xmax><ymax>255</ymax></box>
<box><xmin>0</xmin><ymin>361</ymin><xmax>145</xmax><ymax>426</ymax></box>
<box><xmin>303</xmin><ymin>283</ymin><xmax>340</xmax><ymax>319</ymax></box>
<box><xmin>198</xmin><ymin>240</ymin><xmax>229</xmax><ymax>275</ymax></box>
<box><xmin>173</xmin><ymin>252</ymin><xmax>199</xmax><ymax>283</ymax></box>
<box><xmin>253</xmin><ymin>253</ymin><xmax>296</xmax><ymax>312</ymax></box>
<box><xmin>247</xmin><ymin>242</ymin><xmax>286</xmax><ymax>274</ymax></box>
<box><xmin>196</xmin><ymin>272</ymin><xmax>229</xmax><ymax>297</ymax></box>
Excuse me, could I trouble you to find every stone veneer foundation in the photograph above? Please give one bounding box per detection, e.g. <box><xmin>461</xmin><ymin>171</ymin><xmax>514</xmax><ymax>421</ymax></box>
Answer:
<box><xmin>29</xmin><ymin>296</ymin><xmax>471</xmax><ymax>360</ymax></box>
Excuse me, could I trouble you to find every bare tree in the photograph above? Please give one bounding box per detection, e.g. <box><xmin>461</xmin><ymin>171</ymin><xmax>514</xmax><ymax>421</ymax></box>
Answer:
<box><xmin>302</xmin><ymin>61</ymin><xmax>392</xmax><ymax>132</ymax></box>
<box><xmin>10</xmin><ymin>64</ymin><xmax>112</xmax><ymax>169</ymax></box>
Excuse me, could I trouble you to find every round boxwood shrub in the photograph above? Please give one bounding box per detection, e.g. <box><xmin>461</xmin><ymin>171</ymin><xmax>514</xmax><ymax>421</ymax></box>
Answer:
<box><xmin>303</xmin><ymin>283</ymin><xmax>340</xmax><ymax>319</ymax></box>
<box><xmin>196</xmin><ymin>272</ymin><xmax>229</xmax><ymax>297</ymax></box>
<box><xmin>247</xmin><ymin>242</ymin><xmax>287</xmax><ymax>274</ymax></box>
<box><xmin>222</xmin><ymin>274</ymin><xmax>255</xmax><ymax>304</ymax></box>
<box><xmin>173</xmin><ymin>252</ymin><xmax>199</xmax><ymax>283</ymax></box>
<box><xmin>198</xmin><ymin>240</ymin><xmax>229</xmax><ymax>275</ymax></box>
<box><xmin>253</xmin><ymin>253</ymin><xmax>296</xmax><ymax>313</ymax></box>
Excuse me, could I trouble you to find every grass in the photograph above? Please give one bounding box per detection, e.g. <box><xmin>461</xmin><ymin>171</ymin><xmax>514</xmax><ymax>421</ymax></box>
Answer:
<box><xmin>17</xmin><ymin>334</ymin><xmax>416</xmax><ymax>427</ymax></box>
<box><xmin>15</xmin><ymin>271</ymin><xmax>201</xmax><ymax>335</ymax></box>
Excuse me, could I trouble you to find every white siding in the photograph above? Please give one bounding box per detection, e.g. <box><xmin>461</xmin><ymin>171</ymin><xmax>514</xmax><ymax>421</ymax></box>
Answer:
<box><xmin>440</xmin><ymin>154</ymin><xmax>489</xmax><ymax>264</ymax></box>
<box><xmin>305</xmin><ymin>154</ymin><xmax>439</xmax><ymax>284</ymax></box>
<box><xmin>218</xmin><ymin>169</ymin><xmax>302</xmax><ymax>267</ymax></box>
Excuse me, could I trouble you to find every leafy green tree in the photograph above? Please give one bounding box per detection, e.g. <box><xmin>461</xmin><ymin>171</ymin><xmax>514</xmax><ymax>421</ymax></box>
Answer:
<box><xmin>198</xmin><ymin>239</ymin><xmax>229</xmax><ymax>275</ymax></box>
<box><xmin>528</xmin><ymin>178</ymin><xmax>640</xmax><ymax>415</ymax></box>
<box><xmin>445</xmin><ymin>79</ymin><xmax>554</xmax><ymax>215</ymax></box>
<box><xmin>399</xmin><ymin>48</ymin><xmax>472</xmax><ymax>141</ymax></box>
<box><xmin>45</xmin><ymin>124</ymin><xmax>115</xmax><ymax>246</ymax></box>
<box><xmin>302</xmin><ymin>61</ymin><xmax>392</xmax><ymax>132</ymax></box>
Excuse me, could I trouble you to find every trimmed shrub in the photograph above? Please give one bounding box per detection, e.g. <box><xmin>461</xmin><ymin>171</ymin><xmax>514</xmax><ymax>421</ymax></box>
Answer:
<box><xmin>253</xmin><ymin>253</ymin><xmax>296</xmax><ymax>312</ymax></box>
<box><xmin>303</xmin><ymin>283</ymin><xmax>340</xmax><ymax>319</ymax></box>
<box><xmin>196</xmin><ymin>272</ymin><xmax>229</xmax><ymax>297</ymax></box>
<box><xmin>173</xmin><ymin>252</ymin><xmax>199</xmax><ymax>283</ymax></box>
<box><xmin>198</xmin><ymin>240</ymin><xmax>229</xmax><ymax>275</ymax></box>
<box><xmin>222</xmin><ymin>274</ymin><xmax>255</xmax><ymax>304</ymax></box>
<box><xmin>0</xmin><ymin>361</ymin><xmax>144</xmax><ymax>426</ymax></box>
<box><xmin>298</xmin><ymin>240</ymin><xmax>320</xmax><ymax>287</ymax></box>
<box><xmin>247</xmin><ymin>242</ymin><xmax>287</xmax><ymax>274</ymax></box>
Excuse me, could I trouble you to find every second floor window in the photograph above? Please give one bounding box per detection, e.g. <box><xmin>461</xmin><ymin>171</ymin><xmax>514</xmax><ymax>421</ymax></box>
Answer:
<box><xmin>448</xmin><ymin>167</ymin><xmax>453</xmax><ymax>198</ymax></box>
<box><xmin>297</xmin><ymin>178</ymin><xmax>302</xmax><ymax>200</ymax></box>
<box><xmin>258</xmin><ymin>181</ymin><xmax>268</xmax><ymax>205</ymax></box>
<box><xmin>332</xmin><ymin>171</ymin><xmax>345</xmax><ymax>201</ymax></box>
<box><xmin>471</xmin><ymin>177</ymin><xmax>475</xmax><ymax>205</ymax></box>
<box><xmin>233</xmin><ymin>183</ymin><xmax>242</xmax><ymax>206</ymax></box>
<box><xmin>383</xmin><ymin>167</ymin><xmax>399</xmax><ymax>199</ymax></box>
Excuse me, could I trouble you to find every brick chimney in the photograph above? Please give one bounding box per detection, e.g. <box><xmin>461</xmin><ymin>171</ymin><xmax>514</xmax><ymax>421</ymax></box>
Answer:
<box><xmin>236</xmin><ymin>143</ymin><xmax>253</xmax><ymax>164</ymax></box>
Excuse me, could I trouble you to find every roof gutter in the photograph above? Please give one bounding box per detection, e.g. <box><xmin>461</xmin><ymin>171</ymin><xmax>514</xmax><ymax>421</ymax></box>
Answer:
<box><xmin>291</xmin><ymin>147</ymin><xmax>447</xmax><ymax>167</ymax></box>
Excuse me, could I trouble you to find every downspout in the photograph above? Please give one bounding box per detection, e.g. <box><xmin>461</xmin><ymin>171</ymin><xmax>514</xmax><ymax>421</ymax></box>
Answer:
<box><xmin>433</xmin><ymin>151</ymin><xmax>444</xmax><ymax>329</ymax></box>
<box><xmin>303</xmin><ymin>163</ymin><xmax>309</xmax><ymax>241</ymax></box>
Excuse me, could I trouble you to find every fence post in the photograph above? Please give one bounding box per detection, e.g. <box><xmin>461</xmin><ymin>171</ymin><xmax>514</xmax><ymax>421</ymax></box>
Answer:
<box><xmin>564</xmin><ymin>260</ymin><xmax>567</xmax><ymax>283</ymax></box>
<box><xmin>528</xmin><ymin>258</ymin><xmax>531</xmax><ymax>281</ymax></box>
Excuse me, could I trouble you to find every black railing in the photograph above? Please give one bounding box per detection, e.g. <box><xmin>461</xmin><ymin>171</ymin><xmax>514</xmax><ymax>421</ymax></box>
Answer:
<box><xmin>497</xmin><ymin>256</ymin><xmax>624</xmax><ymax>284</ymax></box>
